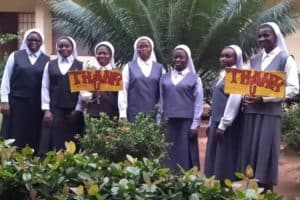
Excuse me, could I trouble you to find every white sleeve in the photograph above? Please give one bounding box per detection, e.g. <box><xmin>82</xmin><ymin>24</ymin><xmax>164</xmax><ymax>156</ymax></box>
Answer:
<box><xmin>191</xmin><ymin>77</ymin><xmax>204</xmax><ymax>129</ymax></box>
<box><xmin>218</xmin><ymin>94</ymin><xmax>242</xmax><ymax>131</ymax></box>
<box><xmin>285</xmin><ymin>56</ymin><xmax>299</xmax><ymax>98</ymax></box>
<box><xmin>262</xmin><ymin>56</ymin><xmax>299</xmax><ymax>102</ymax></box>
<box><xmin>157</xmin><ymin>77</ymin><xmax>164</xmax><ymax>124</ymax></box>
<box><xmin>75</xmin><ymin>95</ymin><xmax>83</xmax><ymax>112</ymax></box>
<box><xmin>41</xmin><ymin>62</ymin><xmax>50</xmax><ymax>110</ymax></box>
<box><xmin>162</xmin><ymin>66</ymin><xmax>166</xmax><ymax>74</ymax></box>
<box><xmin>118</xmin><ymin>63</ymin><xmax>129</xmax><ymax>118</ymax></box>
<box><xmin>0</xmin><ymin>52</ymin><xmax>15</xmax><ymax>103</ymax></box>
<box><xmin>79</xmin><ymin>62</ymin><xmax>93</xmax><ymax>102</ymax></box>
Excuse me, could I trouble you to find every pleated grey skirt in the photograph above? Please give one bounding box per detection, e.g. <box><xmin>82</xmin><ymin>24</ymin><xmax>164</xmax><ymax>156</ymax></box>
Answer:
<box><xmin>237</xmin><ymin>113</ymin><xmax>281</xmax><ymax>185</ymax></box>
<box><xmin>204</xmin><ymin>117</ymin><xmax>241</xmax><ymax>181</ymax></box>
<box><xmin>0</xmin><ymin>96</ymin><xmax>43</xmax><ymax>152</ymax></box>
<box><xmin>164</xmin><ymin>118</ymin><xmax>199</xmax><ymax>173</ymax></box>
<box><xmin>38</xmin><ymin>108</ymin><xmax>84</xmax><ymax>155</ymax></box>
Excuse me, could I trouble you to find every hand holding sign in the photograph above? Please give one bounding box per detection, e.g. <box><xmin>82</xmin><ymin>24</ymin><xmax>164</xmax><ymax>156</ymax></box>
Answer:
<box><xmin>243</xmin><ymin>95</ymin><xmax>263</xmax><ymax>105</ymax></box>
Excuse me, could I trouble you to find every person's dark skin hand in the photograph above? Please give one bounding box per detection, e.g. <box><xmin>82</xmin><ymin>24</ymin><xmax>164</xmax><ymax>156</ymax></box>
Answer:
<box><xmin>43</xmin><ymin>110</ymin><xmax>54</xmax><ymax>126</ymax></box>
<box><xmin>119</xmin><ymin>117</ymin><xmax>128</xmax><ymax>123</ymax></box>
<box><xmin>189</xmin><ymin>128</ymin><xmax>198</xmax><ymax>139</ymax></box>
<box><xmin>216</xmin><ymin>128</ymin><xmax>225</xmax><ymax>141</ymax></box>
<box><xmin>0</xmin><ymin>103</ymin><xmax>10</xmax><ymax>115</ymax></box>
<box><xmin>69</xmin><ymin>110</ymin><xmax>81</xmax><ymax>125</ymax></box>
<box><xmin>243</xmin><ymin>95</ymin><xmax>263</xmax><ymax>105</ymax></box>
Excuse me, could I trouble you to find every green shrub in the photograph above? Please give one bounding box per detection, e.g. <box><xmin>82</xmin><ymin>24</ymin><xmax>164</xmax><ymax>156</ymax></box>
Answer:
<box><xmin>0</xmin><ymin>140</ymin><xmax>281</xmax><ymax>200</ymax></box>
<box><xmin>78</xmin><ymin>113</ymin><xmax>169</xmax><ymax>162</ymax></box>
<box><xmin>0</xmin><ymin>33</ymin><xmax>19</xmax><ymax>83</ymax></box>
<box><xmin>282</xmin><ymin>104</ymin><xmax>300</xmax><ymax>152</ymax></box>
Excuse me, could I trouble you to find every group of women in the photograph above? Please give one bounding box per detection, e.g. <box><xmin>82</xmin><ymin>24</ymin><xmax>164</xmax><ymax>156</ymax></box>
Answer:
<box><xmin>0</xmin><ymin>22</ymin><xmax>299</xmax><ymax>191</ymax></box>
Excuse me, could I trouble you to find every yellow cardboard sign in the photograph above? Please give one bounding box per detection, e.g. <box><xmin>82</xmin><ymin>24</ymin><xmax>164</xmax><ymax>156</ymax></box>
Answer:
<box><xmin>224</xmin><ymin>68</ymin><xmax>286</xmax><ymax>98</ymax></box>
<box><xmin>68</xmin><ymin>70</ymin><xmax>123</xmax><ymax>92</ymax></box>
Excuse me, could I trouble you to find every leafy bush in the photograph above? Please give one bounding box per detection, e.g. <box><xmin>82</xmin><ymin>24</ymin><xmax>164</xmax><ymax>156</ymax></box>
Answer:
<box><xmin>282</xmin><ymin>104</ymin><xmax>300</xmax><ymax>152</ymax></box>
<box><xmin>284</xmin><ymin>73</ymin><xmax>300</xmax><ymax>108</ymax></box>
<box><xmin>0</xmin><ymin>140</ymin><xmax>281</xmax><ymax>200</ymax></box>
<box><xmin>0</xmin><ymin>33</ymin><xmax>18</xmax><ymax>83</ymax></box>
<box><xmin>78</xmin><ymin>113</ymin><xmax>168</xmax><ymax>162</ymax></box>
<box><xmin>199</xmin><ymin>69</ymin><xmax>218</xmax><ymax>103</ymax></box>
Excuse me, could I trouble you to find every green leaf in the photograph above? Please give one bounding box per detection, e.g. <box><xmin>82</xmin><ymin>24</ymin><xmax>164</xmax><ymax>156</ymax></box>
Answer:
<box><xmin>22</xmin><ymin>173</ymin><xmax>32</xmax><ymax>182</ymax></box>
<box><xmin>142</xmin><ymin>172</ymin><xmax>151</xmax><ymax>185</ymax></box>
<box><xmin>235</xmin><ymin>172</ymin><xmax>245</xmax><ymax>179</ymax></box>
<box><xmin>22</xmin><ymin>146</ymin><xmax>34</xmax><ymax>156</ymax></box>
<box><xmin>224</xmin><ymin>179</ymin><xmax>232</xmax><ymax>188</ymax></box>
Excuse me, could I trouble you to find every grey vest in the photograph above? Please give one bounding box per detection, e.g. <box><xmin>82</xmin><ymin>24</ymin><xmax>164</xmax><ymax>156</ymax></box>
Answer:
<box><xmin>161</xmin><ymin>72</ymin><xmax>198</xmax><ymax>118</ymax></box>
<box><xmin>244</xmin><ymin>51</ymin><xmax>288</xmax><ymax>116</ymax></box>
<box><xmin>127</xmin><ymin>61</ymin><xmax>163</xmax><ymax>122</ymax></box>
<box><xmin>86</xmin><ymin>92</ymin><xmax>119</xmax><ymax>118</ymax></box>
<box><xmin>10</xmin><ymin>50</ymin><xmax>49</xmax><ymax>98</ymax></box>
<box><xmin>211</xmin><ymin>79</ymin><xmax>229</xmax><ymax>122</ymax></box>
<box><xmin>49</xmin><ymin>59</ymin><xmax>82</xmax><ymax>109</ymax></box>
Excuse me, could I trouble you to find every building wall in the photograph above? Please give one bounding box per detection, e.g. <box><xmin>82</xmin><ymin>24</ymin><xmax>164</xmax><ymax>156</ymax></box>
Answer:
<box><xmin>0</xmin><ymin>0</ymin><xmax>53</xmax><ymax>54</ymax></box>
<box><xmin>286</xmin><ymin>29</ymin><xmax>300</xmax><ymax>71</ymax></box>
<box><xmin>0</xmin><ymin>0</ymin><xmax>34</xmax><ymax>12</ymax></box>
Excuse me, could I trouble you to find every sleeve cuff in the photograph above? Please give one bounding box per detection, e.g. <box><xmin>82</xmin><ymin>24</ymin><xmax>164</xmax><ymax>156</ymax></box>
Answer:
<box><xmin>262</xmin><ymin>97</ymin><xmax>282</xmax><ymax>102</ymax></box>
<box><xmin>119</xmin><ymin>110</ymin><xmax>127</xmax><ymax>119</ymax></box>
<box><xmin>42</xmin><ymin>104</ymin><xmax>50</xmax><ymax>110</ymax></box>
<box><xmin>1</xmin><ymin>95</ymin><xmax>9</xmax><ymax>103</ymax></box>
<box><xmin>218</xmin><ymin>122</ymin><xmax>227</xmax><ymax>131</ymax></box>
<box><xmin>80</xmin><ymin>91</ymin><xmax>93</xmax><ymax>102</ymax></box>
<box><xmin>75</xmin><ymin>104</ymin><xmax>83</xmax><ymax>112</ymax></box>
<box><xmin>191</xmin><ymin>120</ymin><xmax>200</xmax><ymax>129</ymax></box>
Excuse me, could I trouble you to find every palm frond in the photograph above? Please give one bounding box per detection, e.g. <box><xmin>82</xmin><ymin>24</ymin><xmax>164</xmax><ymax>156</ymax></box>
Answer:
<box><xmin>48</xmin><ymin>0</ymin><xmax>299</xmax><ymax>70</ymax></box>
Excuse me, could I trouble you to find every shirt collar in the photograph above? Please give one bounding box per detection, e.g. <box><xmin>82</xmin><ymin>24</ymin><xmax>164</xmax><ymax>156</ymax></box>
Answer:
<box><xmin>58</xmin><ymin>55</ymin><xmax>74</xmax><ymax>64</ymax></box>
<box><xmin>173</xmin><ymin>67</ymin><xmax>190</xmax><ymax>76</ymax></box>
<box><xmin>98</xmin><ymin>63</ymin><xmax>112</xmax><ymax>70</ymax></box>
<box><xmin>262</xmin><ymin>46</ymin><xmax>281</xmax><ymax>60</ymax></box>
<box><xmin>26</xmin><ymin>48</ymin><xmax>41</xmax><ymax>58</ymax></box>
<box><xmin>137</xmin><ymin>57</ymin><xmax>152</xmax><ymax>66</ymax></box>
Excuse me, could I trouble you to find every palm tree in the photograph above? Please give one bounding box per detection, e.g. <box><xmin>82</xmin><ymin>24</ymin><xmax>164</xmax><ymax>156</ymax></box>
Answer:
<box><xmin>49</xmin><ymin>0</ymin><xmax>297</xmax><ymax>70</ymax></box>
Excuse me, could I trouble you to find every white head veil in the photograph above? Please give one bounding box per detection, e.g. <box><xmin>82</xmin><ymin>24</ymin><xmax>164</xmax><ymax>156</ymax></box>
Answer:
<box><xmin>174</xmin><ymin>44</ymin><xmax>196</xmax><ymax>74</ymax></box>
<box><xmin>228</xmin><ymin>45</ymin><xmax>243</xmax><ymax>68</ymax></box>
<box><xmin>94</xmin><ymin>41</ymin><xmax>115</xmax><ymax>68</ymax></box>
<box><xmin>132</xmin><ymin>36</ymin><xmax>157</xmax><ymax>62</ymax></box>
<box><xmin>20</xmin><ymin>28</ymin><xmax>46</xmax><ymax>54</ymax></box>
<box><xmin>56</xmin><ymin>36</ymin><xmax>78</xmax><ymax>59</ymax></box>
<box><xmin>262</xmin><ymin>22</ymin><xmax>289</xmax><ymax>54</ymax></box>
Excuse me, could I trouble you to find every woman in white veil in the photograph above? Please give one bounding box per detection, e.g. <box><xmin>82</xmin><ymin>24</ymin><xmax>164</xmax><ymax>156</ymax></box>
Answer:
<box><xmin>204</xmin><ymin>44</ymin><xmax>243</xmax><ymax>181</ymax></box>
<box><xmin>0</xmin><ymin>28</ymin><xmax>49</xmax><ymax>151</ymax></box>
<box><xmin>81</xmin><ymin>41</ymin><xmax>119</xmax><ymax>119</ymax></box>
<box><xmin>238</xmin><ymin>22</ymin><xmax>299</xmax><ymax>191</ymax></box>
<box><xmin>160</xmin><ymin>44</ymin><xmax>203</xmax><ymax>173</ymax></box>
<box><xmin>118</xmin><ymin>36</ymin><xmax>164</xmax><ymax>122</ymax></box>
<box><xmin>39</xmin><ymin>36</ymin><xmax>84</xmax><ymax>155</ymax></box>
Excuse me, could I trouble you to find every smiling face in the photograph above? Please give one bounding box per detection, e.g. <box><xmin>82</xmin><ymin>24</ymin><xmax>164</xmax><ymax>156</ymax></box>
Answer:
<box><xmin>172</xmin><ymin>48</ymin><xmax>188</xmax><ymax>71</ymax></box>
<box><xmin>57</xmin><ymin>38</ymin><xmax>73</xmax><ymax>58</ymax></box>
<box><xmin>26</xmin><ymin>32</ymin><xmax>42</xmax><ymax>53</ymax></box>
<box><xmin>219</xmin><ymin>47</ymin><xmax>237</xmax><ymax>68</ymax></box>
<box><xmin>95</xmin><ymin>45</ymin><xmax>112</xmax><ymax>66</ymax></box>
<box><xmin>257</xmin><ymin>25</ymin><xmax>277</xmax><ymax>53</ymax></box>
<box><xmin>137</xmin><ymin>39</ymin><xmax>152</xmax><ymax>61</ymax></box>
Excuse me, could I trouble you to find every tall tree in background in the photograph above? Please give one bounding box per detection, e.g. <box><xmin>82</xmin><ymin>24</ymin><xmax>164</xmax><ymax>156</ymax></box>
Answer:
<box><xmin>49</xmin><ymin>0</ymin><xmax>298</xmax><ymax>71</ymax></box>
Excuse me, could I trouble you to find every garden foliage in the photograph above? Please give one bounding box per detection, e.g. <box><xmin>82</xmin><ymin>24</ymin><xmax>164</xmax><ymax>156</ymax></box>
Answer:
<box><xmin>0</xmin><ymin>140</ymin><xmax>281</xmax><ymax>200</ymax></box>
<box><xmin>282</xmin><ymin>104</ymin><xmax>300</xmax><ymax>152</ymax></box>
<box><xmin>78</xmin><ymin>113</ymin><xmax>168</xmax><ymax>162</ymax></box>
